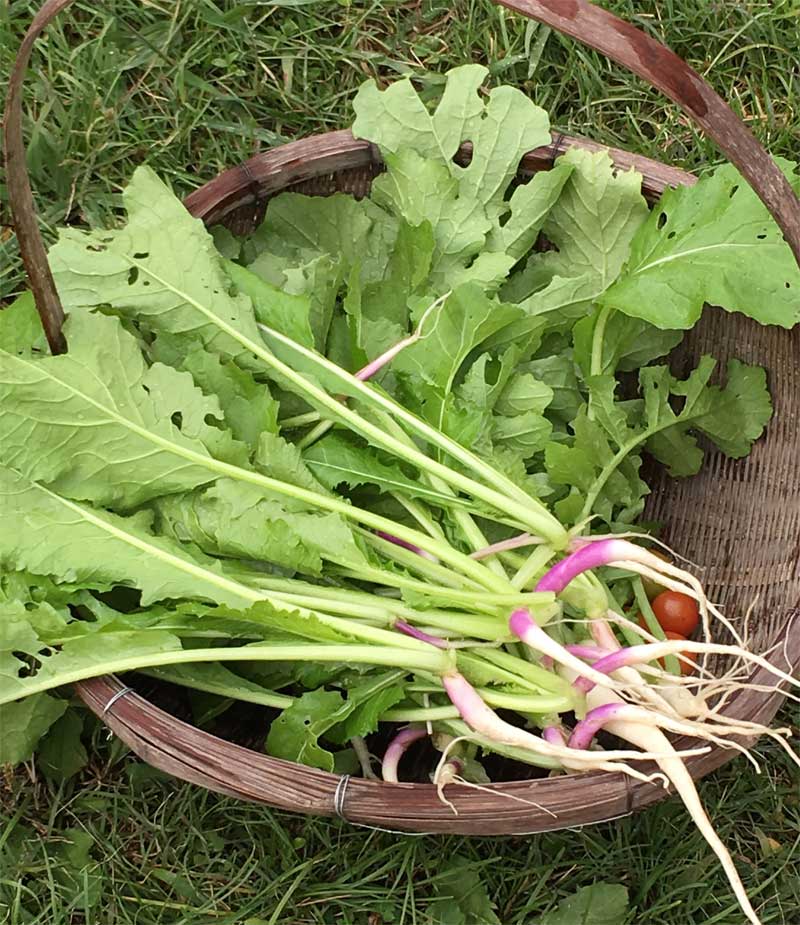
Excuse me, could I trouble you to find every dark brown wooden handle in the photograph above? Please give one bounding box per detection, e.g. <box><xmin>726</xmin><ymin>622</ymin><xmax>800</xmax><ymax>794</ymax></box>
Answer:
<box><xmin>6</xmin><ymin>0</ymin><xmax>800</xmax><ymax>355</ymax></box>
<box><xmin>3</xmin><ymin>0</ymin><xmax>77</xmax><ymax>353</ymax></box>
<box><xmin>492</xmin><ymin>0</ymin><xmax>800</xmax><ymax>267</ymax></box>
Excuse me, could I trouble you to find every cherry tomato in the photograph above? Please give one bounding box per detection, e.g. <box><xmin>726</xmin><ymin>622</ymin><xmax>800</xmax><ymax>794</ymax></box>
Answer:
<box><xmin>651</xmin><ymin>590</ymin><xmax>700</xmax><ymax>637</ymax></box>
<box><xmin>658</xmin><ymin>630</ymin><xmax>697</xmax><ymax>676</ymax></box>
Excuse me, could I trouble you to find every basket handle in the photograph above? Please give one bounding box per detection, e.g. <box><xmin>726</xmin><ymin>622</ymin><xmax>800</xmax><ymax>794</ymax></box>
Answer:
<box><xmin>493</xmin><ymin>0</ymin><xmax>800</xmax><ymax>254</ymax></box>
<box><xmin>6</xmin><ymin>0</ymin><xmax>800</xmax><ymax>353</ymax></box>
<box><xmin>4</xmin><ymin>0</ymin><xmax>75</xmax><ymax>353</ymax></box>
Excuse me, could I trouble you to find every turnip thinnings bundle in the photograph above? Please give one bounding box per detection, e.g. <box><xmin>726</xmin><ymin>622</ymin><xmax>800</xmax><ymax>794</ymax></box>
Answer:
<box><xmin>2</xmin><ymin>66</ymin><xmax>799</xmax><ymax>925</ymax></box>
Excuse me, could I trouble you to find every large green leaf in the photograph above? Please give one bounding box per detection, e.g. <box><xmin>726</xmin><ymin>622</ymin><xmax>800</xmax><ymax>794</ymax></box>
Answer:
<box><xmin>353</xmin><ymin>64</ymin><xmax>487</xmax><ymax>162</ymax></box>
<box><xmin>247</xmin><ymin>193</ymin><xmax>396</xmax><ymax>289</ymax></box>
<box><xmin>0</xmin><ymin>311</ymin><xmax>224</xmax><ymax>509</ymax></box>
<box><xmin>371</xmin><ymin>148</ymin><xmax>497</xmax><ymax>289</ymax></box>
<box><xmin>255</xmin><ymin>432</ymin><xmax>328</xmax><ymax>494</ymax></box>
<box><xmin>572</xmin><ymin>311</ymin><xmax>683</xmax><ymax>378</ymax></box>
<box><xmin>525</xmin><ymin>355</ymin><xmax>583</xmax><ymax>423</ymax></box>
<box><xmin>505</xmin><ymin>148</ymin><xmax>649</xmax><ymax>334</ymax></box>
<box><xmin>343</xmin><ymin>218</ymin><xmax>435</xmax><ymax>363</ymax></box>
<box><xmin>37</xmin><ymin>710</ymin><xmax>89</xmax><ymax>781</ymax></box>
<box><xmin>516</xmin><ymin>269</ymin><xmax>602</xmax><ymax>332</ymax></box>
<box><xmin>0</xmin><ymin>291</ymin><xmax>48</xmax><ymax>356</ymax></box>
<box><xmin>543</xmin><ymin>147</ymin><xmax>649</xmax><ymax>289</ymax></box>
<box><xmin>427</xmin><ymin>855</ymin><xmax>502</xmax><ymax>925</ymax></box>
<box><xmin>640</xmin><ymin>357</ymin><xmax>773</xmax><ymax>475</ymax></box>
<box><xmin>0</xmin><ymin>599</ymin><xmax>182</xmax><ymax>707</ymax></box>
<box><xmin>248</xmin><ymin>252</ymin><xmax>344</xmax><ymax>352</ymax></box>
<box><xmin>266</xmin><ymin>671</ymin><xmax>407</xmax><ymax>769</ymax></box>
<box><xmin>224</xmin><ymin>259</ymin><xmax>315</xmax><ymax>350</ymax></box>
<box><xmin>393</xmin><ymin>284</ymin><xmax>522</xmax><ymax>423</ymax></box>
<box><xmin>0</xmin><ymin>467</ymin><xmax>260</xmax><ymax>607</ymax></box>
<box><xmin>358</xmin><ymin>66</ymin><xmax>551</xmax><ymax>289</ymax></box>
<box><xmin>179</xmin><ymin>345</ymin><xmax>279</xmax><ymax>449</ymax></box>
<box><xmin>602</xmin><ymin>163</ymin><xmax>800</xmax><ymax>329</ymax></box>
<box><xmin>544</xmin><ymin>407</ymin><xmax>648</xmax><ymax>525</ymax></box>
<box><xmin>547</xmin><ymin>357</ymin><xmax>773</xmax><ymax>523</ymax></box>
<box><xmin>49</xmin><ymin>166</ymin><xmax>264</xmax><ymax>361</ymax></box>
<box><xmin>304</xmin><ymin>433</ymin><xmax>473</xmax><ymax>510</ymax></box>
<box><xmin>486</xmin><ymin>161</ymin><xmax>575</xmax><ymax>259</ymax></box>
<box><xmin>393</xmin><ymin>283</ymin><xmax>522</xmax><ymax>434</ymax></box>
<box><xmin>141</xmin><ymin>663</ymin><xmax>291</xmax><ymax>709</ymax></box>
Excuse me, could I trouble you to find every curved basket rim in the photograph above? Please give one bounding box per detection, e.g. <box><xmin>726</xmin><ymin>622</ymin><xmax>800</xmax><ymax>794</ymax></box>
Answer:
<box><xmin>75</xmin><ymin>129</ymin><xmax>800</xmax><ymax>835</ymax></box>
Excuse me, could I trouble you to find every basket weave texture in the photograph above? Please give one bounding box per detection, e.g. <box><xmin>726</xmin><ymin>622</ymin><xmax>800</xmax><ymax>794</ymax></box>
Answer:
<box><xmin>6</xmin><ymin>0</ymin><xmax>800</xmax><ymax>836</ymax></box>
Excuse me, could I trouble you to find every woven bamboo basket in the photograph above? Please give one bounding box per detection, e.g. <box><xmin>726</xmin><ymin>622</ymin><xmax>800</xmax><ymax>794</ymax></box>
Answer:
<box><xmin>5</xmin><ymin>0</ymin><xmax>800</xmax><ymax>835</ymax></box>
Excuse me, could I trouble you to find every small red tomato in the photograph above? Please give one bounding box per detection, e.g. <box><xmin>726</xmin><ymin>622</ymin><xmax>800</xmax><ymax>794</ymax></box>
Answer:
<box><xmin>659</xmin><ymin>630</ymin><xmax>697</xmax><ymax>676</ymax></box>
<box><xmin>651</xmin><ymin>590</ymin><xmax>700</xmax><ymax>637</ymax></box>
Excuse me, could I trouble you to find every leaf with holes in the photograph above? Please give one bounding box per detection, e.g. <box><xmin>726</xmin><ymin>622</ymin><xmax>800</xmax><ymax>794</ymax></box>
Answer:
<box><xmin>602</xmin><ymin>162</ymin><xmax>800</xmax><ymax>329</ymax></box>
<box><xmin>50</xmin><ymin>166</ymin><xmax>264</xmax><ymax>362</ymax></box>
<box><xmin>0</xmin><ymin>311</ymin><xmax>223</xmax><ymax>509</ymax></box>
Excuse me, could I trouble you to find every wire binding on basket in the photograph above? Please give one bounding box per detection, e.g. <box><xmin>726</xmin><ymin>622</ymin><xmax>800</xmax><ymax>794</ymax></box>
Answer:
<box><xmin>332</xmin><ymin>774</ymin><xmax>351</xmax><ymax>820</ymax></box>
<box><xmin>102</xmin><ymin>686</ymin><xmax>134</xmax><ymax>716</ymax></box>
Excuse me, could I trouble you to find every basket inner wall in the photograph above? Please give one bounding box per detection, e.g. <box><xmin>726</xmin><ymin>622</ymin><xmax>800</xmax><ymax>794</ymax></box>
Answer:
<box><xmin>214</xmin><ymin>151</ymin><xmax>800</xmax><ymax>672</ymax></box>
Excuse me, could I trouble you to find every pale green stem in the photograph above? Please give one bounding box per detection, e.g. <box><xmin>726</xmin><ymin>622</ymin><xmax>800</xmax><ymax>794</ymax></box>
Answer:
<box><xmin>296</xmin><ymin>418</ymin><xmax>333</xmax><ymax>451</ymax></box>
<box><xmin>394</xmin><ymin>495</ymin><xmax>448</xmax><ymax>541</ymax></box>
<box><xmin>499</xmin><ymin>551</ymin><xmax>527</xmax><ymax>570</ymax></box>
<box><xmin>332</xmin><ymin>563</ymin><xmax>483</xmax><ymax>596</ymax></box>
<box><xmin>362</xmin><ymin>531</ymin><xmax>502</xmax><ymax>591</ymax></box>
<box><xmin>280</xmin><ymin>410</ymin><xmax>321</xmax><ymax>429</ymax></box>
<box><xmin>590</xmin><ymin>303</ymin><xmax>613</xmax><ymax>377</ymax></box>
<box><xmin>378</xmin><ymin>412</ymin><xmax>509</xmax><ymax>579</ymax></box>
<box><xmin>412</xmin><ymin>613</ymin><xmax>508</xmax><ymax>640</ymax></box>
<box><xmin>382</xmin><ymin>705</ymin><xmax>461</xmax><ymax>722</ymax></box>
<box><xmin>580</xmin><ymin>436</ymin><xmax>648</xmax><ymax>522</ymax></box>
<box><xmin>139</xmin><ymin>667</ymin><xmax>293</xmax><ymax>709</ymax></box>
<box><xmin>257</xmin><ymin>323</ymin><xmax>567</xmax><ymax>544</ymax></box>
<box><xmin>1</xmin><ymin>645</ymin><xmax>451</xmax><ymax>707</ymax></box>
<box><xmin>332</xmin><ymin>564</ymin><xmax>555</xmax><ymax>611</ymax></box>
<box><xmin>580</xmin><ymin>401</ymin><xmax>721</xmax><ymax>523</ymax></box>
<box><xmin>254</xmin><ymin>588</ymin><xmax>505</xmax><ymax>639</ymax></box>
<box><xmin>235</xmin><ymin>573</ymin><xmax>491</xmax><ymax>621</ymax></box>
<box><xmin>480</xmin><ymin>690</ymin><xmax>572</xmax><ymax>713</ymax></box>
<box><xmin>474</xmin><ymin>648</ymin><xmax>569</xmax><ymax>695</ymax></box>
<box><xmin>633</xmin><ymin>576</ymin><xmax>681</xmax><ymax>676</ymax></box>
<box><xmin>511</xmin><ymin>544</ymin><xmax>557</xmax><ymax>590</ymax></box>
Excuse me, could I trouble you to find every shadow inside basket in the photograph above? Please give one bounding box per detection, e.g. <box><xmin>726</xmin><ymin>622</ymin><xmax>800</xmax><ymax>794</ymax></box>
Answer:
<box><xmin>124</xmin><ymin>672</ymin><xmax>631</xmax><ymax>785</ymax></box>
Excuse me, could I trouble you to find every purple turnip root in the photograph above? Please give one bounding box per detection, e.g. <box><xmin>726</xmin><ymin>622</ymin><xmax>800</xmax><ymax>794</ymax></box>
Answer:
<box><xmin>382</xmin><ymin>726</ymin><xmax>428</xmax><ymax>782</ymax></box>
<box><xmin>569</xmin><ymin>684</ymin><xmax>765</xmax><ymax>925</ymax></box>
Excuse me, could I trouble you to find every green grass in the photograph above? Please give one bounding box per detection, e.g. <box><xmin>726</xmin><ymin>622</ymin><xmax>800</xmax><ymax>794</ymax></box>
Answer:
<box><xmin>2</xmin><ymin>726</ymin><xmax>799</xmax><ymax>924</ymax></box>
<box><xmin>2</xmin><ymin>0</ymin><xmax>800</xmax><ymax>922</ymax></box>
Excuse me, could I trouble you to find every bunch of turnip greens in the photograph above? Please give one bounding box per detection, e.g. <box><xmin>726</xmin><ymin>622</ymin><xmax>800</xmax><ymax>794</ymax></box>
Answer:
<box><xmin>1</xmin><ymin>64</ymin><xmax>798</xmax><ymax>778</ymax></box>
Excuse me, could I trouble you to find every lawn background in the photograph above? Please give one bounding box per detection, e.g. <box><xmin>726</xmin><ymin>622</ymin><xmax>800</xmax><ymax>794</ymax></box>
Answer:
<box><xmin>1</xmin><ymin>1</ymin><xmax>799</xmax><ymax>922</ymax></box>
